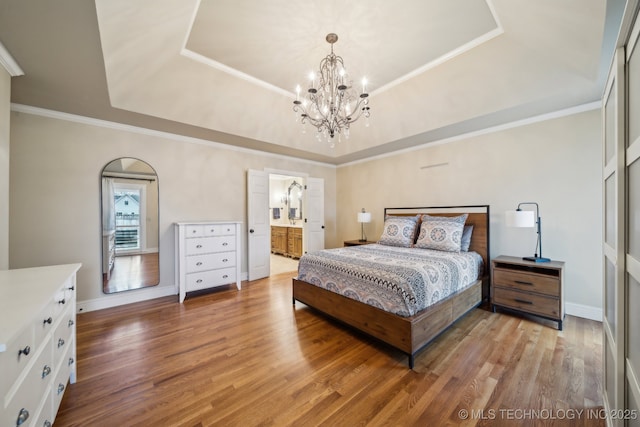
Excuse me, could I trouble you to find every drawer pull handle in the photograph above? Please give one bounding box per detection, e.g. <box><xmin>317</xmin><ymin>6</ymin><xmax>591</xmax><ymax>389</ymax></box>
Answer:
<box><xmin>196</xmin><ymin>279</ymin><xmax>203</xmax><ymax>283</ymax></box>
<box><xmin>44</xmin><ymin>421</ymin><xmax>52</xmax><ymax>427</ymax></box>
<box><xmin>58</xmin><ymin>338</ymin><xmax>65</xmax><ymax>348</ymax></box>
<box><xmin>68</xmin><ymin>285</ymin><xmax>75</xmax><ymax>291</ymax></box>
<box><xmin>58</xmin><ymin>298</ymin><xmax>66</xmax><ymax>305</ymax></box>
<box><xmin>515</xmin><ymin>280</ymin><xmax>534</xmax><ymax>286</ymax></box>
<box><xmin>196</xmin><ymin>262</ymin><xmax>203</xmax><ymax>266</ymax></box>
<box><xmin>69</xmin><ymin>357</ymin><xmax>75</xmax><ymax>366</ymax></box>
<box><xmin>223</xmin><ymin>259</ymin><xmax>228</xmax><ymax>262</ymax></box>
<box><xmin>192</xmin><ymin>230</ymin><xmax>197</xmax><ymax>233</ymax></box>
<box><xmin>210</xmin><ymin>229</ymin><xmax>215</xmax><ymax>232</ymax></box>
<box><xmin>18</xmin><ymin>346</ymin><xmax>31</xmax><ymax>357</ymax></box>
<box><xmin>57</xmin><ymin>383</ymin><xmax>65</xmax><ymax>395</ymax></box>
<box><xmin>514</xmin><ymin>298</ymin><xmax>533</xmax><ymax>305</ymax></box>
<box><xmin>196</xmin><ymin>245</ymin><xmax>202</xmax><ymax>248</ymax></box>
<box><xmin>16</xmin><ymin>408</ymin><xmax>29</xmax><ymax>425</ymax></box>
<box><xmin>42</xmin><ymin>365</ymin><xmax>52</xmax><ymax>378</ymax></box>
<box><xmin>223</xmin><ymin>242</ymin><xmax>228</xmax><ymax>246</ymax></box>
<box><xmin>223</xmin><ymin>275</ymin><xmax>228</xmax><ymax>279</ymax></box>
<box><xmin>43</xmin><ymin>317</ymin><xmax>53</xmax><ymax>325</ymax></box>
<box><xmin>68</xmin><ymin>319</ymin><xmax>75</xmax><ymax>327</ymax></box>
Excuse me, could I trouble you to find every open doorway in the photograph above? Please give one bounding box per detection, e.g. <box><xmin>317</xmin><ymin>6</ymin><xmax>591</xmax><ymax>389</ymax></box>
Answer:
<box><xmin>269</xmin><ymin>174</ymin><xmax>303</xmax><ymax>276</ymax></box>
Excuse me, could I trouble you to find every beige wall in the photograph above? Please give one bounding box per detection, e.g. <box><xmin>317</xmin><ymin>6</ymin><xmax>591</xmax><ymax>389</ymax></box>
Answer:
<box><xmin>8</xmin><ymin>110</ymin><xmax>337</xmax><ymax>307</ymax></box>
<box><xmin>337</xmin><ymin>109</ymin><xmax>603</xmax><ymax>317</ymax></box>
<box><xmin>0</xmin><ymin>67</ymin><xmax>9</xmax><ymax>270</ymax></box>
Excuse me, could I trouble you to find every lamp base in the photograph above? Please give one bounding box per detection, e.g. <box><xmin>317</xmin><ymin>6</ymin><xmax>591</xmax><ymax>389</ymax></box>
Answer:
<box><xmin>358</xmin><ymin>239</ymin><xmax>367</xmax><ymax>242</ymax></box>
<box><xmin>523</xmin><ymin>256</ymin><xmax>551</xmax><ymax>263</ymax></box>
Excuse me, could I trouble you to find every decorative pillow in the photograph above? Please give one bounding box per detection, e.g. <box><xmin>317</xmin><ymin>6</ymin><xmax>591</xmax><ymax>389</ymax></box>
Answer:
<box><xmin>415</xmin><ymin>214</ymin><xmax>468</xmax><ymax>252</ymax></box>
<box><xmin>378</xmin><ymin>215</ymin><xmax>420</xmax><ymax>248</ymax></box>
<box><xmin>461</xmin><ymin>225</ymin><xmax>474</xmax><ymax>252</ymax></box>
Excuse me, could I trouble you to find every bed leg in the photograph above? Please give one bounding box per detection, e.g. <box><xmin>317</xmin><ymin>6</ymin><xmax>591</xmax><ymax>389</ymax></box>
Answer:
<box><xmin>408</xmin><ymin>354</ymin><xmax>415</xmax><ymax>369</ymax></box>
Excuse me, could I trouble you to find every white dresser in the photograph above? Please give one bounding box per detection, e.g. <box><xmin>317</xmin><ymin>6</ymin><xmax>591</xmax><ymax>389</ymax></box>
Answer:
<box><xmin>175</xmin><ymin>222</ymin><xmax>241</xmax><ymax>303</ymax></box>
<box><xmin>0</xmin><ymin>263</ymin><xmax>81</xmax><ymax>427</ymax></box>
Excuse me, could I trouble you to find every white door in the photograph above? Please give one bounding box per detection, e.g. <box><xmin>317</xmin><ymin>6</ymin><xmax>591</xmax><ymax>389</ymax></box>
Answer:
<box><xmin>304</xmin><ymin>177</ymin><xmax>325</xmax><ymax>254</ymax></box>
<box><xmin>247</xmin><ymin>169</ymin><xmax>270</xmax><ymax>280</ymax></box>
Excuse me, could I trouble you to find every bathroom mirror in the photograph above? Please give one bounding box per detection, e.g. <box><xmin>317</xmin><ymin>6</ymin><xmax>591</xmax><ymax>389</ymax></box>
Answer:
<box><xmin>287</xmin><ymin>181</ymin><xmax>303</xmax><ymax>222</ymax></box>
<box><xmin>101</xmin><ymin>158</ymin><xmax>159</xmax><ymax>293</ymax></box>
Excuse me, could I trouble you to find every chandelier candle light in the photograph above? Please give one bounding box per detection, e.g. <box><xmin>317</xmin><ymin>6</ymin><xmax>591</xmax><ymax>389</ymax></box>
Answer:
<box><xmin>293</xmin><ymin>33</ymin><xmax>371</xmax><ymax>145</ymax></box>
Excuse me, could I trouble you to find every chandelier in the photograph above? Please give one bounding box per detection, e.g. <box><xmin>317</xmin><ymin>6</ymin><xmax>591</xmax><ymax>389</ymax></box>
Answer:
<box><xmin>293</xmin><ymin>33</ymin><xmax>371</xmax><ymax>145</ymax></box>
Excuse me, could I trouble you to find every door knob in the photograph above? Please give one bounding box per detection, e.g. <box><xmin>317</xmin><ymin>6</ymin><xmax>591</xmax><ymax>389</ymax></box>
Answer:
<box><xmin>249</xmin><ymin>229</ymin><xmax>255</xmax><ymax>233</ymax></box>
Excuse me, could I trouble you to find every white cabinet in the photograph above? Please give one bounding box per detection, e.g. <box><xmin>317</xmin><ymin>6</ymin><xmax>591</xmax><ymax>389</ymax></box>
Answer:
<box><xmin>175</xmin><ymin>222</ymin><xmax>241</xmax><ymax>303</ymax></box>
<box><xmin>0</xmin><ymin>263</ymin><xmax>81</xmax><ymax>427</ymax></box>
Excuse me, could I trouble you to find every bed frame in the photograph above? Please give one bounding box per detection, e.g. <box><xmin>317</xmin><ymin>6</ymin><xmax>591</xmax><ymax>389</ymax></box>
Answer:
<box><xmin>292</xmin><ymin>205</ymin><xmax>490</xmax><ymax>368</ymax></box>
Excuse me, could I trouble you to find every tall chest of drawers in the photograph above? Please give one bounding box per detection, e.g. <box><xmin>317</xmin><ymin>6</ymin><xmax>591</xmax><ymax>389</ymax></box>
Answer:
<box><xmin>175</xmin><ymin>221</ymin><xmax>242</xmax><ymax>303</ymax></box>
<box><xmin>0</xmin><ymin>263</ymin><xmax>81</xmax><ymax>427</ymax></box>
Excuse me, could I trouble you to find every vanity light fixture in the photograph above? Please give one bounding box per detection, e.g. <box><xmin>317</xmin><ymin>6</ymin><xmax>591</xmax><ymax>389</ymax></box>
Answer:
<box><xmin>357</xmin><ymin>208</ymin><xmax>372</xmax><ymax>242</ymax></box>
<box><xmin>505</xmin><ymin>202</ymin><xmax>550</xmax><ymax>263</ymax></box>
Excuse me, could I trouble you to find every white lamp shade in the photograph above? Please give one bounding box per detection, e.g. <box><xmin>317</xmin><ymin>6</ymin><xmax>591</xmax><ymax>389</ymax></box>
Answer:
<box><xmin>505</xmin><ymin>210</ymin><xmax>535</xmax><ymax>228</ymax></box>
<box><xmin>357</xmin><ymin>212</ymin><xmax>372</xmax><ymax>223</ymax></box>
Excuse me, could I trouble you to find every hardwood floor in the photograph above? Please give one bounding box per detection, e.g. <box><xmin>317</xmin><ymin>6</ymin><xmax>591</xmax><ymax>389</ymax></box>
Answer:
<box><xmin>58</xmin><ymin>272</ymin><xmax>604</xmax><ymax>426</ymax></box>
<box><xmin>103</xmin><ymin>253</ymin><xmax>159</xmax><ymax>293</ymax></box>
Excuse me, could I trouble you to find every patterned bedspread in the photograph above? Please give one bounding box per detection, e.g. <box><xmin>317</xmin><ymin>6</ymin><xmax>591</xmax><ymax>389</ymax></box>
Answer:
<box><xmin>297</xmin><ymin>244</ymin><xmax>483</xmax><ymax>317</ymax></box>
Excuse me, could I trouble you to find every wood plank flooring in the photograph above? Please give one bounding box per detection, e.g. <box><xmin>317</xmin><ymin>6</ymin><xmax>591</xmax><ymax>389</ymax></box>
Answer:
<box><xmin>58</xmin><ymin>272</ymin><xmax>604</xmax><ymax>426</ymax></box>
<box><xmin>103</xmin><ymin>253</ymin><xmax>159</xmax><ymax>293</ymax></box>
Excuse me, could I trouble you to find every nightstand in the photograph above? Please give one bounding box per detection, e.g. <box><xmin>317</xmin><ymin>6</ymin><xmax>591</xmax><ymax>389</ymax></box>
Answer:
<box><xmin>344</xmin><ymin>240</ymin><xmax>377</xmax><ymax>247</ymax></box>
<box><xmin>491</xmin><ymin>255</ymin><xmax>565</xmax><ymax>330</ymax></box>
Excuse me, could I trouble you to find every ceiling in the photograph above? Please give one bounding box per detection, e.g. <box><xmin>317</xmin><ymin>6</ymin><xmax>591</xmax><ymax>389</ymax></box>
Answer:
<box><xmin>0</xmin><ymin>0</ymin><xmax>626</xmax><ymax>165</ymax></box>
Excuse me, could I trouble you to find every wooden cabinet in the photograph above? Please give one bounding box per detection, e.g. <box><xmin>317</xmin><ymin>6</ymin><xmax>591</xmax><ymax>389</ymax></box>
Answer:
<box><xmin>175</xmin><ymin>221</ymin><xmax>242</xmax><ymax>303</ymax></box>
<box><xmin>0</xmin><ymin>263</ymin><xmax>81</xmax><ymax>427</ymax></box>
<box><xmin>270</xmin><ymin>226</ymin><xmax>303</xmax><ymax>259</ymax></box>
<box><xmin>270</xmin><ymin>226</ymin><xmax>288</xmax><ymax>256</ymax></box>
<box><xmin>491</xmin><ymin>255</ymin><xmax>565</xmax><ymax>330</ymax></box>
<box><xmin>287</xmin><ymin>227</ymin><xmax>303</xmax><ymax>259</ymax></box>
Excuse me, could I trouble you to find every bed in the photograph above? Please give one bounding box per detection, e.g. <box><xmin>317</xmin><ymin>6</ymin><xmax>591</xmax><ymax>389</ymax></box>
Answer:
<box><xmin>292</xmin><ymin>205</ymin><xmax>490</xmax><ymax>368</ymax></box>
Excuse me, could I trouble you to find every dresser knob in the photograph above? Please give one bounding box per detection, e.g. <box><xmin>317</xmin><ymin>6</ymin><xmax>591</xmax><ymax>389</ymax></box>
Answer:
<box><xmin>43</xmin><ymin>317</ymin><xmax>53</xmax><ymax>325</ymax></box>
<box><xmin>68</xmin><ymin>319</ymin><xmax>75</xmax><ymax>327</ymax></box>
<box><xmin>223</xmin><ymin>259</ymin><xmax>228</xmax><ymax>262</ymax></box>
<box><xmin>44</xmin><ymin>421</ymin><xmax>52</xmax><ymax>427</ymax></box>
<box><xmin>68</xmin><ymin>357</ymin><xmax>75</xmax><ymax>366</ymax></box>
<box><xmin>58</xmin><ymin>298</ymin><xmax>66</xmax><ymax>305</ymax></box>
<box><xmin>196</xmin><ymin>262</ymin><xmax>203</xmax><ymax>266</ymax></box>
<box><xmin>196</xmin><ymin>244</ymin><xmax>202</xmax><ymax>248</ymax></box>
<box><xmin>58</xmin><ymin>338</ymin><xmax>65</xmax><ymax>348</ymax></box>
<box><xmin>42</xmin><ymin>365</ymin><xmax>52</xmax><ymax>378</ymax></box>
<box><xmin>16</xmin><ymin>408</ymin><xmax>29</xmax><ymax>425</ymax></box>
<box><xmin>67</xmin><ymin>285</ymin><xmax>75</xmax><ymax>291</ymax></box>
<box><xmin>210</xmin><ymin>229</ymin><xmax>215</xmax><ymax>233</ymax></box>
<box><xmin>57</xmin><ymin>383</ymin><xmax>65</xmax><ymax>395</ymax></box>
<box><xmin>223</xmin><ymin>275</ymin><xmax>228</xmax><ymax>279</ymax></box>
<box><xmin>222</xmin><ymin>242</ymin><xmax>228</xmax><ymax>246</ymax></box>
<box><xmin>196</xmin><ymin>279</ymin><xmax>203</xmax><ymax>283</ymax></box>
<box><xmin>18</xmin><ymin>346</ymin><xmax>31</xmax><ymax>357</ymax></box>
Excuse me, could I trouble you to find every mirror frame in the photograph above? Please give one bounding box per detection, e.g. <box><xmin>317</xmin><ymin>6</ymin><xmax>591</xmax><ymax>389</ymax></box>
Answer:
<box><xmin>287</xmin><ymin>180</ymin><xmax>303</xmax><ymax>221</ymax></box>
<box><xmin>100</xmin><ymin>157</ymin><xmax>160</xmax><ymax>294</ymax></box>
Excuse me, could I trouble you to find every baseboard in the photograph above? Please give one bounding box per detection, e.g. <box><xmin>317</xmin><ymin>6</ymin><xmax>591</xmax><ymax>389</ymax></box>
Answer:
<box><xmin>77</xmin><ymin>285</ymin><xmax>177</xmax><ymax>313</ymax></box>
<box><xmin>78</xmin><ymin>272</ymin><xmax>249</xmax><ymax>313</ymax></box>
<box><xmin>565</xmin><ymin>302</ymin><xmax>602</xmax><ymax>322</ymax></box>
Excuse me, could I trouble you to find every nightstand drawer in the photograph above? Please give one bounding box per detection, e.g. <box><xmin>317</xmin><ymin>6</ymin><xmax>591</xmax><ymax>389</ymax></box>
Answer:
<box><xmin>493</xmin><ymin>269</ymin><xmax>559</xmax><ymax>296</ymax></box>
<box><xmin>493</xmin><ymin>288</ymin><xmax>560</xmax><ymax>318</ymax></box>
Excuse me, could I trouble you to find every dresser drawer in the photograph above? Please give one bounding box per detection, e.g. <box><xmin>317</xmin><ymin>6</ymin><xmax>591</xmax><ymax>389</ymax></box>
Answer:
<box><xmin>186</xmin><ymin>236</ymin><xmax>236</xmax><ymax>255</ymax></box>
<box><xmin>33</xmin><ymin>387</ymin><xmax>54</xmax><ymax>427</ymax></box>
<box><xmin>0</xmin><ymin>326</ymin><xmax>35</xmax><ymax>396</ymax></box>
<box><xmin>186</xmin><ymin>268</ymin><xmax>237</xmax><ymax>292</ymax></box>
<box><xmin>52</xmin><ymin>338</ymin><xmax>74</xmax><ymax>416</ymax></box>
<box><xmin>493</xmin><ymin>268</ymin><xmax>559</xmax><ymax>296</ymax></box>
<box><xmin>203</xmin><ymin>224</ymin><xmax>235</xmax><ymax>237</ymax></box>
<box><xmin>493</xmin><ymin>287</ymin><xmax>560</xmax><ymax>318</ymax></box>
<box><xmin>5</xmin><ymin>342</ymin><xmax>53</xmax><ymax>427</ymax></box>
<box><xmin>186</xmin><ymin>251</ymin><xmax>236</xmax><ymax>273</ymax></box>
<box><xmin>53</xmin><ymin>306</ymin><xmax>75</xmax><ymax>369</ymax></box>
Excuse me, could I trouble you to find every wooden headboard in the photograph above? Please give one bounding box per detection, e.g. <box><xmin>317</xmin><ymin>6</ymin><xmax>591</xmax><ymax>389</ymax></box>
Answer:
<box><xmin>383</xmin><ymin>205</ymin><xmax>491</xmax><ymax>276</ymax></box>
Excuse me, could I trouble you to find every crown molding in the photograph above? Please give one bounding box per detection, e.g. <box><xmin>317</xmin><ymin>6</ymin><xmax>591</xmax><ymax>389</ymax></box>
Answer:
<box><xmin>0</xmin><ymin>42</ymin><xmax>24</xmax><ymax>77</ymax></box>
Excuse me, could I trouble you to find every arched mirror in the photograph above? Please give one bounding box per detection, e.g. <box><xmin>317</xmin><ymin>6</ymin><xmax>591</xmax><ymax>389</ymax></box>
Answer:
<box><xmin>101</xmin><ymin>158</ymin><xmax>159</xmax><ymax>293</ymax></box>
<box><xmin>287</xmin><ymin>180</ymin><xmax>303</xmax><ymax>223</ymax></box>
